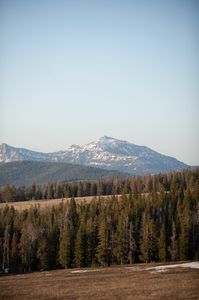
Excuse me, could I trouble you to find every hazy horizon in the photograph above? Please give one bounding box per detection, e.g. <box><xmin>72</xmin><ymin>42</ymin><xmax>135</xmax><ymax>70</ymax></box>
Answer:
<box><xmin>1</xmin><ymin>0</ymin><xmax>198</xmax><ymax>165</ymax></box>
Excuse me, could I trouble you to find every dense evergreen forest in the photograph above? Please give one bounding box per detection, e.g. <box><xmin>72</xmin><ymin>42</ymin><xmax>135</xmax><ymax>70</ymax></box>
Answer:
<box><xmin>0</xmin><ymin>169</ymin><xmax>198</xmax><ymax>203</ymax></box>
<box><xmin>0</xmin><ymin>169</ymin><xmax>198</xmax><ymax>273</ymax></box>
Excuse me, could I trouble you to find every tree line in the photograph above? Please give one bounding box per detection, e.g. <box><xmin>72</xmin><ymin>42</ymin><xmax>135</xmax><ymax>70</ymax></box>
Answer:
<box><xmin>0</xmin><ymin>169</ymin><xmax>198</xmax><ymax>203</ymax></box>
<box><xmin>0</xmin><ymin>168</ymin><xmax>198</xmax><ymax>273</ymax></box>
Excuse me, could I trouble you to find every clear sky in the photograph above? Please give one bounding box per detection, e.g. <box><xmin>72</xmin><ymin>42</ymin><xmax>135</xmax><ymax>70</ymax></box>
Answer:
<box><xmin>0</xmin><ymin>0</ymin><xmax>198</xmax><ymax>165</ymax></box>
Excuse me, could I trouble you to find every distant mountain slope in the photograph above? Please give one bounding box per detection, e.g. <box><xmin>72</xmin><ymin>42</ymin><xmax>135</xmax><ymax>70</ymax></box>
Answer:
<box><xmin>0</xmin><ymin>136</ymin><xmax>189</xmax><ymax>175</ymax></box>
<box><xmin>56</xmin><ymin>136</ymin><xmax>189</xmax><ymax>174</ymax></box>
<box><xmin>0</xmin><ymin>161</ymin><xmax>125</xmax><ymax>186</ymax></box>
<box><xmin>0</xmin><ymin>143</ymin><xmax>50</xmax><ymax>163</ymax></box>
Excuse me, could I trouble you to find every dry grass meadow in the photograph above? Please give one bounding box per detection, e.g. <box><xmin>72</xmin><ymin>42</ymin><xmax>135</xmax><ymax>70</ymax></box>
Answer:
<box><xmin>0</xmin><ymin>263</ymin><xmax>199</xmax><ymax>300</ymax></box>
<box><xmin>0</xmin><ymin>195</ymin><xmax>122</xmax><ymax>211</ymax></box>
<box><xmin>0</xmin><ymin>196</ymin><xmax>100</xmax><ymax>211</ymax></box>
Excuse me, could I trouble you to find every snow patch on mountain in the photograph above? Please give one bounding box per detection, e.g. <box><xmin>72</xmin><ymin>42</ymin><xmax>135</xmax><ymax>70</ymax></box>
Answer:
<box><xmin>0</xmin><ymin>137</ymin><xmax>189</xmax><ymax>175</ymax></box>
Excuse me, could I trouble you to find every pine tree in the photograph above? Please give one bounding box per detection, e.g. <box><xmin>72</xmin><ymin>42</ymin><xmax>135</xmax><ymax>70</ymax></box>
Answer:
<box><xmin>48</xmin><ymin>225</ymin><xmax>59</xmax><ymax>269</ymax></box>
<box><xmin>11</xmin><ymin>232</ymin><xmax>19</xmax><ymax>272</ymax></box>
<box><xmin>59</xmin><ymin>222</ymin><xmax>72</xmax><ymax>268</ymax></box>
<box><xmin>74</xmin><ymin>220</ymin><xmax>87</xmax><ymax>267</ymax></box>
<box><xmin>140</xmin><ymin>214</ymin><xmax>158</xmax><ymax>263</ymax></box>
<box><xmin>29</xmin><ymin>184</ymin><xmax>36</xmax><ymax>200</ymax></box>
<box><xmin>169</xmin><ymin>221</ymin><xmax>178</xmax><ymax>261</ymax></box>
<box><xmin>113</xmin><ymin>217</ymin><xmax>123</xmax><ymax>264</ymax></box>
<box><xmin>47</xmin><ymin>183</ymin><xmax>54</xmax><ymax>199</ymax></box>
<box><xmin>128</xmin><ymin>221</ymin><xmax>137</xmax><ymax>264</ymax></box>
<box><xmin>19</xmin><ymin>223</ymin><xmax>38</xmax><ymax>272</ymax></box>
<box><xmin>96</xmin><ymin>217</ymin><xmax>108</xmax><ymax>266</ymax></box>
<box><xmin>37</xmin><ymin>238</ymin><xmax>49</xmax><ymax>270</ymax></box>
<box><xmin>192</xmin><ymin>202</ymin><xmax>199</xmax><ymax>260</ymax></box>
<box><xmin>2</xmin><ymin>224</ymin><xmax>11</xmax><ymax>271</ymax></box>
<box><xmin>139</xmin><ymin>212</ymin><xmax>149</xmax><ymax>263</ymax></box>
<box><xmin>87</xmin><ymin>217</ymin><xmax>98</xmax><ymax>266</ymax></box>
<box><xmin>56</xmin><ymin>182</ymin><xmax>64</xmax><ymax>199</ymax></box>
<box><xmin>178</xmin><ymin>206</ymin><xmax>190</xmax><ymax>261</ymax></box>
<box><xmin>19</xmin><ymin>226</ymin><xmax>31</xmax><ymax>272</ymax></box>
<box><xmin>2</xmin><ymin>185</ymin><xmax>16</xmax><ymax>202</ymax></box>
<box><xmin>158</xmin><ymin>225</ymin><xmax>167</xmax><ymax>262</ymax></box>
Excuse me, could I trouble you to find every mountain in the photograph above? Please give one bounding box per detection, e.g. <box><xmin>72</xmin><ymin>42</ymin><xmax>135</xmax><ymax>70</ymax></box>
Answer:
<box><xmin>0</xmin><ymin>136</ymin><xmax>189</xmax><ymax>175</ymax></box>
<box><xmin>0</xmin><ymin>143</ymin><xmax>52</xmax><ymax>163</ymax></box>
<box><xmin>0</xmin><ymin>161</ymin><xmax>125</xmax><ymax>186</ymax></box>
<box><xmin>56</xmin><ymin>136</ymin><xmax>189</xmax><ymax>174</ymax></box>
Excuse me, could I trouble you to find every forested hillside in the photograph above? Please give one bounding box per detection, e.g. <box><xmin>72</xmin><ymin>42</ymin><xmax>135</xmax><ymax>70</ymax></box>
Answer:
<box><xmin>0</xmin><ymin>160</ymin><xmax>125</xmax><ymax>187</ymax></box>
<box><xmin>0</xmin><ymin>169</ymin><xmax>198</xmax><ymax>273</ymax></box>
<box><xmin>0</xmin><ymin>169</ymin><xmax>197</xmax><ymax>203</ymax></box>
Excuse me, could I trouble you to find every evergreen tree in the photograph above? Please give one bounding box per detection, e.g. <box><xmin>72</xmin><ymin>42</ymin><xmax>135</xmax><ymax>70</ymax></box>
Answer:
<box><xmin>2</xmin><ymin>224</ymin><xmax>11</xmax><ymax>271</ymax></box>
<box><xmin>128</xmin><ymin>221</ymin><xmax>137</xmax><ymax>264</ymax></box>
<box><xmin>59</xmin><ymin>221</ymin><xmax>72</xmax><ymax>268</ymax></box>
<box><xmin>11</xmin><ymin>232</ymin><xmax>19</xmax><ymax>272</ymax></box>
<box><xmin>29</xmin><ymin>184</ymin><xmax>36</xmax><ymax>200</ymax></box>
<box><xmin>19</xmin><ymin>223</ymin><xmax>38</xmax><ymax>272</ymax></box>
<box><xmin>158</xmin><ymin>225</ymin><xmax>167</xmax><ymax>261</ymax></box>
<box><xmin>169</xmin><ymin>221</ymin><xmax>178</xmax><ymax>261</ymax></box>
<box><xmin>74</xmin><ymin>220</ymin><xmax>87</xmax><ymax>267</ymax></box>
<box><xmin>47</xmin><ymin>183</ymin><xmax>54</xmax><ymax>199</ymax></box>
<box><xmin>38</xmin><ymin>238</ymin><xmax>49</xmax><ymax>270</ymax></box>
<box><xmin>87</xmin><ymin>217</ymin><xmax>98</xmax><ymax>266</ymax></box>
<box><xmin>48</xmin><ymin>225</ymin><xmax>59</xmax><ymax>269</ymax></box>
<box><xmin>140</xmin><ymin>214</ymin><xmax>158</xmax><ymax>263</ymax></box>
<box><xmin>96</xmin><ymin>216</ymin><xmax>108</xmax><ymax>266</ymax></box>
<box><xmin>178</xmin><ymin>206</ymin><xmax>190</xmax><ymax>261</ymax></box>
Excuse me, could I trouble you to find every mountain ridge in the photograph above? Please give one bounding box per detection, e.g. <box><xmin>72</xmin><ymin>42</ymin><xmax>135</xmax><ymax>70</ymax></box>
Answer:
<box><xmin>0</xmin><ymin>136</ymin><xmax>189</xmax><ymax>175</ymax></box>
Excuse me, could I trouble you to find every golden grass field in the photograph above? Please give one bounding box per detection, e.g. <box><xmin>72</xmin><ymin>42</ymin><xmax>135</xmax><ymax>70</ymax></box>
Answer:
<box><xmin>0</xmin><ymin>195</ymin><xmax>122</xmax><ymax>211</ymax></box>
<box><xmin>0</xmin><ymin>263</ymin><xmax>199</xmax><ymax>300</ymax></box>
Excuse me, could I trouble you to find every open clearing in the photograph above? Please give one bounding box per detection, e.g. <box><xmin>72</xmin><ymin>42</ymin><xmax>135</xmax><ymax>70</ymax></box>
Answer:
<box><xmin>0</xmin><ymin>262</ymin><xmax>199</xmax><ymax>300</ymax></box>
<box><xmin>0</xmin><ymin>196</ymin><xmax>106</xmax><ymax>211</ymax></box>
<box><xmin>0</xmin><ymin>192</ymin><xmax>158</xmax><ymax>212</ymax></box>
<box><xmin>0</xmin><ymin>195</ymin><xmax>123</xmax><ymax>211</ymax></box>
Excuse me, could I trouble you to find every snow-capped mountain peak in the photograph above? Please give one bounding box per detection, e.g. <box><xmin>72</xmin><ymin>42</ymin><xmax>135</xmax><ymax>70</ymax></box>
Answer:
<box><xmin>0</xmin><ymin>138</ymin><xmax>189</xmax><ymax>175</ymax></box>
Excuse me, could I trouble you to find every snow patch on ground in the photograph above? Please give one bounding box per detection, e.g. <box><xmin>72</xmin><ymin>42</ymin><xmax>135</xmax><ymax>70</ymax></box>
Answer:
<box><xmin>71</xmin><ymin>270</ymin><xmax>88</xmax><ymax>274</ymax></box>
<box><xmin>150</xmin><ymin>269</ymin><xmax>168</xmax><ymax>273</ymax></box>
<box><xmin>125</xmin><ymin>262</ymin><xmax>199</xmax><ymax>273</ymax></box>
<box><xmin>145</xmin><ymin>262</ymin><xmax>199</xmax><ymax>272</ymax></box>
<box><xmin>71</xmin><ymin>269</ymin><xmax>101</xmax><ymax>274</ymax></box>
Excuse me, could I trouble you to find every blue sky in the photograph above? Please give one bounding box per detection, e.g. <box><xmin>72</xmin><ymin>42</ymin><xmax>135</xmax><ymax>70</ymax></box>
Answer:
<box><xmin>0</xmin><ymin>0</ymin><xmax>198</xmax><ymax>165</ymax></box>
